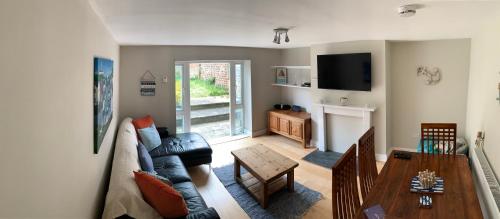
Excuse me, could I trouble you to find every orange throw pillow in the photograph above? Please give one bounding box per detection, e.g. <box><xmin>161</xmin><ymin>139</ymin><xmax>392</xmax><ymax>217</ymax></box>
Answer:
<box><xmin>132</xmin><ymin>115</ymin><xmax>155</xmax><ymax>140</ymax></box>
<box><xmin>134</xmin><ymin>171</ymin><xmax>189</xmax><ymax>218</ymax></box>
<box><xmin>132</xmin><ymin>115</ymin><xmax>154</xmax><ymax>130</ymax></box>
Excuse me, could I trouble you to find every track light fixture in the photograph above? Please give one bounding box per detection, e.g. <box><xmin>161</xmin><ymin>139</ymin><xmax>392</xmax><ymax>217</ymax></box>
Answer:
<box><xmin>273</xmin><ymin>28</ymin><xmax>290</xmax><ymax>44</ymax></box>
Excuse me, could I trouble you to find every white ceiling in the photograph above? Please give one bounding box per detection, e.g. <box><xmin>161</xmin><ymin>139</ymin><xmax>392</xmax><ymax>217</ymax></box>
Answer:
<box><xmin>90</xmin><ymin>0</ymin><xmax>500</xmax><ymax>48</ymax></box>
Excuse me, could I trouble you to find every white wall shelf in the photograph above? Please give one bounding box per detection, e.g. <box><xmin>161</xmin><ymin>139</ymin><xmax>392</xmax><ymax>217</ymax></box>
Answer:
<box><xmin>271</xmin><ymin>66</ymin><xmax>311</xmax><ymax>70</ymax></box>
<box><xmin>272</xmin><ymin>84</ymin><xmax>311</xmax><ymax>89</ymax></box>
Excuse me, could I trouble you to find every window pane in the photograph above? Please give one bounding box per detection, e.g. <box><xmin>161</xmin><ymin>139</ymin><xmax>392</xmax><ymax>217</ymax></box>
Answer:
<box><xmin>233</xmin><ymin>108</ymin><xmax>244</xmax><ymax>135</ymax></box>
<box><xmin>235</xmin><ymin>64</ymin><xmax>242</xmax><ymax>105</ymax></box>
<box><xmin>176</xmin><ymin>111</ymin><xmax>184</xmax><ymax>133</ymax></box>
<box><xmin>175</xmin><ymin>65</ymin><xmax>183</xmax><ymax>110</ymax></box>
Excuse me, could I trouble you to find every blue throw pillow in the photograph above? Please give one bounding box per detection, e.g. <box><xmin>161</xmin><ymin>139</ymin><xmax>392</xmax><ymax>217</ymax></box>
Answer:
<box><xmin>137</xmin><ymin>142</ymin><xmax>156</xmax><ymax>173</ymax></box>
<box><xmin>138</xmin><ymin>124</ymin><xmax>162</xmax><ymax>151</ymax></box>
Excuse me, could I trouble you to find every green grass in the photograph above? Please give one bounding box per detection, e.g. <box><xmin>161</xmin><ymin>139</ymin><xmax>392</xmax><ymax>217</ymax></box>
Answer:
<box><xmin>189</xmin><ymin>77</ymin><xmax>228</xmax><ymax>98</ymax></box>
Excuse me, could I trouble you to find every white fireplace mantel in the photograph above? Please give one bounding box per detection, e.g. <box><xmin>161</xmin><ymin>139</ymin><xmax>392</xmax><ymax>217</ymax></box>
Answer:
<box><xmin>315</xmin><ymin>103</ymin><xmax>376</xmax><ymax>152</ymax></box>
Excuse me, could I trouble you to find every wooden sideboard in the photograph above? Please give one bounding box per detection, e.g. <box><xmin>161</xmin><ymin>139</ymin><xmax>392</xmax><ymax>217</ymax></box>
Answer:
<box><xmin>268</xmin><ymin>110</ymin><xmax>311</xmax><ymax>148</ymax></box>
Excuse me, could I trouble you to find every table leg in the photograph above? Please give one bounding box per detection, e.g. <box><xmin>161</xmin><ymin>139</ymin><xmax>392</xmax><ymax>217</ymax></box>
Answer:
<box><xmin>262</xmin><ymin>183</ymin><xmax>269</xmax><ymax>208</ymax></box>
<box><xmin>234</xmin><ymin>158</ymin><xmax>241</xmax><ymax>182</ymax></box>
<box><xmin>287</xmin><ymin>170</ymin><xmax>294</xmax><ymax>192</ymax></box>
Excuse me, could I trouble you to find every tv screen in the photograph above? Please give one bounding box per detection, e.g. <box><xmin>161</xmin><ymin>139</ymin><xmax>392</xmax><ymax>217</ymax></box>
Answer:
<box><xmin>317</xmin><ymin>53</ymin><xmax>372</xmax><ymax>91</ymax></box>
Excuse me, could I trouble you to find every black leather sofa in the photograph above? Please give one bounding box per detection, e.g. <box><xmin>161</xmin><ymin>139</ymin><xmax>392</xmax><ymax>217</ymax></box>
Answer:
<box><xmin>132</xmin><ymin>132</ymin><xmax>217</xmax><ymax>219</ymax></box>
<box><xmin>104</xmin><ymin>120</ymin><xmax>219</xmax><ymax>219</ymax></box>
<box><xmin>151</xmin><ymin>155</ymin><xmax>219</xmax><ymax>219</ymax></box>
<box><xmin>148</xmin><ymin>131</ymin><xmax>218</xmax><ymax>219</ymax></box>
<box><xmin>150</xmin><ymin>132</ymin><xmax>213</xmax><ymax>167</ymax></box>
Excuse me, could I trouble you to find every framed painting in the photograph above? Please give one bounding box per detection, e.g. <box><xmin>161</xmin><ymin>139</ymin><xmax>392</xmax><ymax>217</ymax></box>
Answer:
<box><xmin>94</xmin><ymin>57</ymin><xmax>113</xmax><ymax>154</ymax></box>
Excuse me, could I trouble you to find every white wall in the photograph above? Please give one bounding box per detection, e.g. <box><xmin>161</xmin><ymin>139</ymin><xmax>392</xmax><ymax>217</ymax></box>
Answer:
<box><xmin>390</xmin><ymin>40</ymin><xmax>471</xmax><ymax>150</ymax></box>
<box><xmin>280</xmin><ymin>47</ymin><xmax>313</xmax><ymax>112</ymax></box>
<box><xmin>466</xmin><ymin>15</ymin><xmax>500</xmax><ymax>177</ymax></box>
<box><xmin>119</xmin><ymin>46</ymin><xmax>281</xmax><ymax>134</ymax></box>
<box><xmin>310</xmin><ymin>41</ymin><xmax>389</xmax><ymax>155</ymax></box>
<box><xmin>0</xmin><ymin>0</ymin><xmax>119</xmax><ymax>218</ymax></box>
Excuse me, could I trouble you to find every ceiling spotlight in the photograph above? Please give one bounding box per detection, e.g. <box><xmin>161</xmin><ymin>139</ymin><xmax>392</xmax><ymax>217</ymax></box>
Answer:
<box><xmin>273</xmin><ymin>32</ymin><xmax>278</xmax><ymax>43</ymax></box>
<box><xmin>273</xmin><ymin>28</ymin><xmax>290</xmax><ymax>44</ymax></box>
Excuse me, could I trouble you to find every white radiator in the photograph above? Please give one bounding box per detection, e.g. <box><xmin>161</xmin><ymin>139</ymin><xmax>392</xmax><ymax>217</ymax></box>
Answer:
<box><xmin>470</xmin><ymin>146</ymin><xmax>500</xmax><ymax>219</ymax></box>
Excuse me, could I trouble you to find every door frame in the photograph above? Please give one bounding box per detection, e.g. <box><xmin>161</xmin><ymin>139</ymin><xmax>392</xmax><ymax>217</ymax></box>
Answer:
<box><xmin>174</xmin><ymin>60</ymin><xmax>247</xmax><ymax>136</ymax></box>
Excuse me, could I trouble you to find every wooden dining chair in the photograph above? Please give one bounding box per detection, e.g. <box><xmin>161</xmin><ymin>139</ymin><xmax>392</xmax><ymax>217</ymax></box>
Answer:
<box><xmin>358</xmin><ymin>127</ymin><xmax>378</xmax><ymax>200</ymax></box>
<box><xmin>421</xmin><ymin>123</ymin><xmax>457</xmax><ymax>155</ymax></box>
<box><xmin>332</xmin><ymin>144</ymin><xmax>360</xmax><ymax>219</ymax></box>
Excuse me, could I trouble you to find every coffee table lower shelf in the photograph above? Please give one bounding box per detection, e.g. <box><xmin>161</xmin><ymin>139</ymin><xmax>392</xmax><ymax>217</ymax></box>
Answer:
<box><xmin>235</xmin><ymin>173</ymin><xmax>290</xmax><ymax>208</ymax></box>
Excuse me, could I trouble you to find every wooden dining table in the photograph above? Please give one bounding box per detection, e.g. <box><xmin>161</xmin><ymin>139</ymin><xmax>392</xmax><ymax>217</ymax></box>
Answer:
<box><xmin>355</xmin><ymin>151</ymin><xmax>483</xmax><ymax>219</ymax></box>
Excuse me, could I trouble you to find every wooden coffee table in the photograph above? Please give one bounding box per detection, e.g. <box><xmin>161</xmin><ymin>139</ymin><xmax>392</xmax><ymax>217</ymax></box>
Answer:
<box><xmin>231</xmin><ymin>144</ymin><xmax>299</xmax><ymax>208</ymax></box>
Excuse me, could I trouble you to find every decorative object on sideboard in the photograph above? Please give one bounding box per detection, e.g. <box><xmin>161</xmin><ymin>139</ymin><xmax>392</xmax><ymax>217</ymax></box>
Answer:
<box><xmin>274</xmin><ymin>104</ymin><xmax>291</xmax><ymax>110</ymax></box>
<box><xmin>340</xmin><ymin>97</ymin><xmax>349</xmax><ymax>106</ymax></box>
<box><xmin>417</xmin><ymin>66</ymin><xmax>441</xmax><ymax>85</ymax></box>
<box><xmin>291</xmin><ymin>105</ymin><xmax>302</xmax><ymax>112</ymax></box>
<box><xmin>276</xmin><ymin>67</ymin><xmax>288</xmax><ymax>84</ymax></box>
<box><xmin>272</xmin><ymin>28</ymin><xmax>290</xmax><ymax>44</ymax></box>
<box><xmin>140</xmin><ymin>70</ymin><xmax>156</xmax><ymax>96</ymax></box>
<box><xmin>93</xmin><ymin>57</ymin><xmax>114</xmax><ymax>154</ymax></box>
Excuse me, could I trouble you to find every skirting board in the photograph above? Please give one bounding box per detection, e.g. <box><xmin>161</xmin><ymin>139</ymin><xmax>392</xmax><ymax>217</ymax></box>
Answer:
<box><xmin>375</xmin><ymin>154</ymin><xmax>388</xmax><ymax>162</ymax></box>
<box><xmin>252</xmin><ymin>129</ymin><xmax>267</xmax><ymax>137</ymax></box>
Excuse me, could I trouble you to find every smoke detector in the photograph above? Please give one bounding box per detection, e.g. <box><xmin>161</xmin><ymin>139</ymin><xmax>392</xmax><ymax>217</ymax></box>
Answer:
<box><xmin>398</xmin><ymin>4</ymin><xmax>418</xmax><ymax>17</ymax></box>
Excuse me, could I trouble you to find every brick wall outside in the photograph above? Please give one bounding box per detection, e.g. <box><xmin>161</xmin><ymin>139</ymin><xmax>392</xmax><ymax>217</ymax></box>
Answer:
<box><xmin>190</xmin><ymin>63</ymin><xmax>230</xmax><ymax>89</ymax></box>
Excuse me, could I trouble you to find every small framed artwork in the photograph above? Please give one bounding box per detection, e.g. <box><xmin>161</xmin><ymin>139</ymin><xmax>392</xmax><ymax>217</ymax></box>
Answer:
<box><xmin>140</xmin><ymin>70</ymin><xmax>156</xmax><ymax>96</ymax></box>
<box><xmin>276</xmin><ymin>67</ymin><xmax>288</xmax><ymax>84</ymax></box>
<box><xmin>94</xmin><ymin>57</ymin><xmax>114</xmax><ymax>154</ymax></box>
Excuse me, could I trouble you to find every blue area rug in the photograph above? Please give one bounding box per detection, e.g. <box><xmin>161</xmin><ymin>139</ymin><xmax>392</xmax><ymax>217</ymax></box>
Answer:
<box><xmin>213</xmin><ymin>164</ymin><xmax>322</xmax><ymax>219</ymax></box>
<box><xmin>302</xmin><ymin>150</ymin><xmax>344</xmax><ymax>169</ymax></box>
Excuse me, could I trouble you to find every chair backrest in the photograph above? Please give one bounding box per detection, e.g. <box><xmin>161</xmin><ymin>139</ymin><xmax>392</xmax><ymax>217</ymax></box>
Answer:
<box><xmin>332</xmin><ymin>144</ymin><xmax>360</xmax><ymax>219</ymax></box>
<box><xmin>421</xmin><ymin>123</ymin><xmax>457</xmax><ymax>155</ymax></box>
<box><xmin>358</xmin><ymin>127</ymin><xmax>378</xmax><ymax>200</ymax></box>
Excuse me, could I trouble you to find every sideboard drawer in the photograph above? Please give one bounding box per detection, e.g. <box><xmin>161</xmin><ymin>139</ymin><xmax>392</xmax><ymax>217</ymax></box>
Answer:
<box><xmin>278</xmin><ymin>118</ymin><xmax>290</xmax><ymax>135</ymax></box>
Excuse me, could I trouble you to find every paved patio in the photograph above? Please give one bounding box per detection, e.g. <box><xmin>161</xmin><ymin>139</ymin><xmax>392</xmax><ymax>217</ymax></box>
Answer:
<box><xmin>190</xmin><ymin>120</ymin><xmax>231</xmax><ymax>140</ymax></box>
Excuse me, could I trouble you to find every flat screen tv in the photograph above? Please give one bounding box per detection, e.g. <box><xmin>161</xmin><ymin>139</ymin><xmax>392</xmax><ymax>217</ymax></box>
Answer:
<box><xmin>317</xmin><ymin>53</ymin><xmax>372</xmax><ymax>91</ymax></box>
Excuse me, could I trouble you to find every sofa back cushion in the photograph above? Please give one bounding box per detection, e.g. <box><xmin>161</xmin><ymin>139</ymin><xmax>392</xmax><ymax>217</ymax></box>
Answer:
<box><xmin>102</xmin><ymin>118</ymin><xmax>162</xmax><ymax>219</ymax></box>
<box><xmin>137</xmin><ymin>124</ymin><xmax>162</xmax><ymax>151</ymax></box>
<box><xmin>137</xmin><ymin>142</ymin><xmax>156</xmax><ymax>173</ymax></box>
<box><xmin>134</xmin><ymin>171</ymin><xmax>189</xmax><ymax>218</ymax></box>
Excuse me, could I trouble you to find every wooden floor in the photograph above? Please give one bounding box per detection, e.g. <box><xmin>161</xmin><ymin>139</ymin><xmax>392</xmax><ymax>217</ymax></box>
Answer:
<box><xmin>187</xmin><ymin>135</ymin><xmax>384</xmax><ymax>219</ymax></box>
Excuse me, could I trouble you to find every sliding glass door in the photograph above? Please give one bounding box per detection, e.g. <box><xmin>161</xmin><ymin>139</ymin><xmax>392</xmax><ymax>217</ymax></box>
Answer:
<box><xmin>175</xmin><ymin>61</ymin><xmax>247</xmax><ymax>140</ymax></box>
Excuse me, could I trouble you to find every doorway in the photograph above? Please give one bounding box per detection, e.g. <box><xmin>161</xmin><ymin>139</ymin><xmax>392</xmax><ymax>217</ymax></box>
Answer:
<box><xmin>175</xmin><ymin>61</ymin><xmax>250</xmax><ymax>141</ymax></box>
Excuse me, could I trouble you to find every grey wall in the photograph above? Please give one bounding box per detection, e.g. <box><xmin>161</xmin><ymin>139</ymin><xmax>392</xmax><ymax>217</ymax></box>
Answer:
<box><xmin>0</xmin><ymin>0</ymin><xmax>119</xmax><ymax>218</ymax></box>
<box><xmin>119</xmin><ymin>46</ymin><xmax>282</xmax><ymax>134</ymax></box>
<box><xmin>310</xmin><ymin>40</ymin><xmax>390</xmax><ymax>155</ymax></box>
<box><xmin>466</xmin><ymin>15</ymin><xmax>500</xmax><ymax>177</ymax></box>
<box><xmin>390</xmin><ymin>39</ymin><xmax>471</xmax><ymax>150</ymax></box>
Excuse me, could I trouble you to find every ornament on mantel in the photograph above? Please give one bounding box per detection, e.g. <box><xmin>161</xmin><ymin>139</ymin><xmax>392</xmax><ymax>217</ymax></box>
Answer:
<box><xmin>417</xmin><ymin>66</ymin><xmax>441</xmax><ymax>85</ymax></box>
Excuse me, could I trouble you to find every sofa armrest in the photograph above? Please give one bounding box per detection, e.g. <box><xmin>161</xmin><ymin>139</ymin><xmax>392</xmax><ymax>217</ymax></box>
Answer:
<box><xmin>186</xmin><ymin>207</ymin><xmax>220</xmax><ymax>219</ymax></box>
<box><xmin>156</xmin><ymin>127</ymin><xmax>169</xmax><ymax>138</ymax></box>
